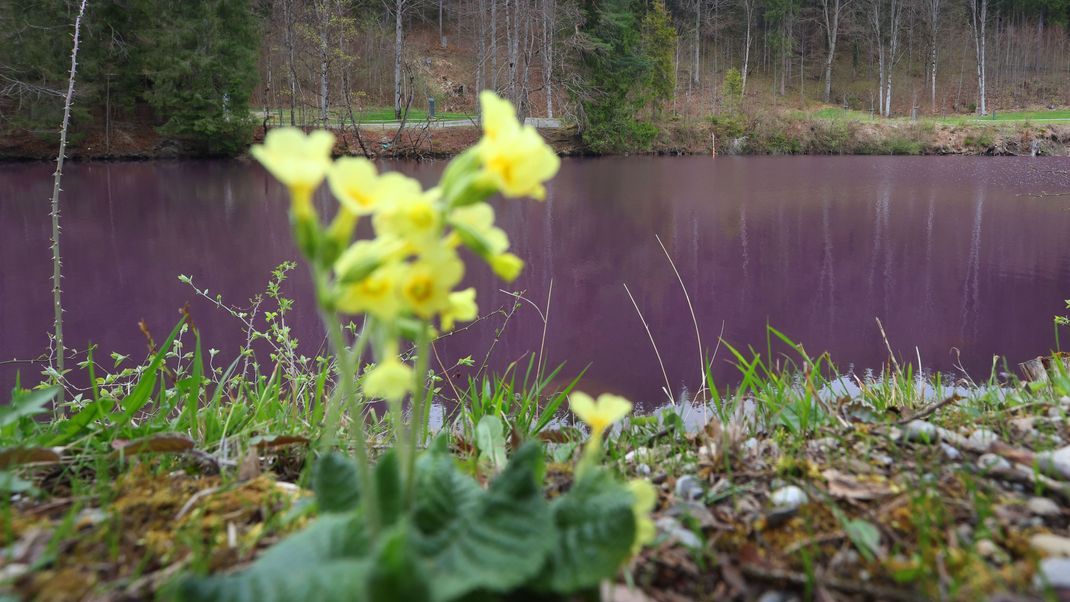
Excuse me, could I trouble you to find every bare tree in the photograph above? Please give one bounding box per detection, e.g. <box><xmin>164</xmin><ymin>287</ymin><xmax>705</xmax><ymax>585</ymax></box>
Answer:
<box><xmin>869</xmin><ymin>0</ymin><xmax>905</xmax><ymax>116</ymax></box>
<box><xmin>924</xmin><ymin>0</ymin><xmax>942</xmax><ymax>112</ymax></box>
<box><xmin>314</xmin><ymin>0</ymin><xmax>332</xmax><ymax>124</ymax></box>
<box><xmin>819</xmin><ymin>0</ymin><xmax>853</xmax><ymax>102</ymax></box>
<box><xmin>968</xmin><ymin>0</ymin><xmax>988</xmax><ymax>114</ymax></box>
<box><xmin>282</xmin><ymin>0</ymin><xmax>299</xmax><ymax>125</ymax></box>
<box><xmin>741</xmin><ymin>0</ymin><xmax>755</xmax><ymax>95</ymax></box>
<box><xmin>542</xmin><ymin>0</ymin><xmax>555</xmax><ymax>117</ymax></box>
<box><xmin>389</xmin><ymin>0</ymin><xmax>415</xmax><ymax>118</ymax></box>
<box><xmin>50</xmin><ymin>0</ymin><xmax>89</xmax><ymax>403</ymax></box>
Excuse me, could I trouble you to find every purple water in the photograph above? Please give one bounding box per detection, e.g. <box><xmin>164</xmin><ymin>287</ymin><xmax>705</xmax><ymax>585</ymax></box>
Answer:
<box><xmin>3</xmin><ymin>156</ymin><xmax>1070</xmax><ymax>407</ymax></box>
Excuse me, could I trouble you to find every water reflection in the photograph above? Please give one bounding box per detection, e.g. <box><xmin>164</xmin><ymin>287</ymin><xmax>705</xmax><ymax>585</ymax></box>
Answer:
<box><xmin>2</xmin><ymin>156</ymin><xmax>1070</xmax><ymax>409</ymax></box>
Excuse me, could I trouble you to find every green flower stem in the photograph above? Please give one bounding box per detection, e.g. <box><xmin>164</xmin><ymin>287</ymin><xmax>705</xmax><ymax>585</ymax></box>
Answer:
<box><xmin>312</xmin><ymin>262</ymin><xmax>379</xmax><ymax>535</ymax></box>
<box><xmin>404</xmin><ymin>325</ymin><xmax>432</xmax><ymax>507</ymax></box>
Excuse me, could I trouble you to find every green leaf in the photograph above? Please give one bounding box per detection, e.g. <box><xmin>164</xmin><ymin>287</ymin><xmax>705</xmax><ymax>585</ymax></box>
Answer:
<box><xmin>366</xmin><ymin>520</ymin><xmax>431</xmax><ymax>602</ymax></box>
<box><xmin>475</xmin><ymin>415</ymin><xmax>507</xmax><ymax>470</ymax></box>
<box><xmin>542</xmin><ymin>468</ymin><xmax>637</xmax><ymax>593</ymax></box>
<box><xmin>313</xmin><ymin>452</ymin><xmax>361</xmax><ymax>513</ymax></box>
<box><xmin>173</xmin><ymin>513</ymin><xmax>372</xmax><ymax>602</ymax></box>
<box><xmin>1</xmin><ymin>386</ymin><xmax>57</xmax><ymax>428</ymax></box>
<box><xmin>418</xmin><ymin>442</ymin><xmax>554</xmax><ymax>601</ymax></box>
<box><xmin>0</xmin><ymin>471</ymin><xmax>34</xmax><ymax>494</ymax></box>
<box><xmin>845</xmin><ymin>519</ymin><xmax>882</xmax><ymax>562</ymax></box>
<box><xmin>375</xmin><ymin>449</ymin><xmax>402</xmax><ymax>527</ymax></box>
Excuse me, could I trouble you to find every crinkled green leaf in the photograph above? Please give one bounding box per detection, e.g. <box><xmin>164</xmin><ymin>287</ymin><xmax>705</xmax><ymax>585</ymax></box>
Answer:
<box><xmin>420</xmin><ymin>442</ymin><xmax>554</xmax><ymax>602</ymax></box>
<box><xmin>173</xmin><ymin>513</ymin><xmax>371</xmax><ymax>602</ymax></box>
<box><xmin>367</xmin><ymin>520</ymin><xmax>431</xmax><ymax>602</ymax></box>
<box><xmin>542</xmin><ymin>468</ymin><xmax>637</xmax><ymax>593</ymax></box>
<box><xmin>313</xmin><ymin>452</ymin><xmax>361</xmax><ymax>513</ymax></box>
<box><xmin>375</xmin><ymin>449</ymin><xmax>402</xmax><ymax>527</ymax></box>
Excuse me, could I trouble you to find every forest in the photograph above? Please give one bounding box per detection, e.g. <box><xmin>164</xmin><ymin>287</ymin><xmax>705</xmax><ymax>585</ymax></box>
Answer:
<box><xmin>2</xmin><ymin>0</ymin><xmax>1069</xmax><ymax>155</ymax></box>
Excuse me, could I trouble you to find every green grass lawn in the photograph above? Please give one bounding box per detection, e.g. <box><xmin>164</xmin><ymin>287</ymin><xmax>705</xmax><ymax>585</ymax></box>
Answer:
<box><xmin>258</xmin><ymin>106</ymin><xmax>470</xmax><ymax>125</ymax></box>
<box><xmin>807</xmin><ymin>106</ymin><xmax>1070</xmax><ymax>124</ymax></box>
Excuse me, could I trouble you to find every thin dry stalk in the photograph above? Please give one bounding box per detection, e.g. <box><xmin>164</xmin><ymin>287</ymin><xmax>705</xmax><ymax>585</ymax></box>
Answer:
<box><xmin>623</xmin><ymin>283</ymin><xmax>673</xmax><ymax>404</ymax></box>
<box><xmin>656</xmin><ymin>234</ymin><xmax>705</xmax><ymax>393</ymax></box>
<box><xmin>49</xmin><ymin>0</ymin><xmax>89</xmax><ymax>409</ymax></box>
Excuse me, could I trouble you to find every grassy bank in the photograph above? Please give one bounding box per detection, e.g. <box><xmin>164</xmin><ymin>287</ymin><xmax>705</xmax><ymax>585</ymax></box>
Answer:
<box><xmin>4</xmin><ymin>306</ymin><xmax>1070</xmax><ymax>600</ymax></box>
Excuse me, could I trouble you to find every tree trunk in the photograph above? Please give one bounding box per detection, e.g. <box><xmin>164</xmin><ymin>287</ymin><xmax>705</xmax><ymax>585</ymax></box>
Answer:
<box><xmin>970</xmin><ymin>0</ymin><xmax>988</xmax><ymax>114</ymax></box>
<box><xmin>439</xmin><ymin>0</ymin><xmax>447</xmax><ymax>48</ymax></box>
<box><xmin>542</xmin><ymin>0</ymin><xmax>554</xmax><ymax>117</ymax></box>
<box><xmin>491</xmin><ymin>0</ymin><xmax>498</xmax><ymax>91</ymax></box>
<box><xmin>742</xmin><ymin>0</ymin><xmax>753</xmax><ymax>96</ymax></box>
<box><xmin>395</xmin><ymin>0</ymin><xmax>404</xmax><ymax>119</ymax></box>
<box><xmin>692</xmin><ymin>0</ymin><xmax>701</xmax><ymax>88</ymax></box>
<box><xmin>283</xmin><ymin>0</ymin><xmax>297</xmax><ymax>126</ymax></box>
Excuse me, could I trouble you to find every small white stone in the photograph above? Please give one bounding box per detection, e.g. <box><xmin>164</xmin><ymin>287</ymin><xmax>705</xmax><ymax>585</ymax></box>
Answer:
<box><xmin>1035</xmin><ymin>557</ymin><xmax>1070</xmax><ymax>589</ymax></box>
<box><xmin>904</xmin><ymin>420</ymin><xmax>940</xmax><ymax>443</ymax></box>
<box><xmin>636</xmin><ymin>463</ymin><xmax>651</xmax><ymax>477</ymax></box>
<box><xmin>769</xmin><ymin>485</ymin><xmax>809</xmax><ymax>510</ymax></box>
<box><xmin>975</xmin><ymin>539</ymin><xmax>1008</xmax><ymax>563</ymax></box>
<box><xmin>675</xmin><ymin>475</ymin><xmax>704</xmax><ymax>502</ymax></box>
<box><xmin>940</xmin><ymin>443</ymin><xmax>962</xmax><ymax>460</ymax></box>
<box><xmin>625</xmin><ymin>447</ymin><xmax>651</xmax><ymax>463</ymax></box>
<box><xmin>967</xmin><ymin>429</ymin><xmax>998</xmax><ymax>451</ymax></box>
<box><xmin>977</xmin><ymin>453</ymin><xmax>1010</xmax><ymax>471</ymax></box>
<box><xmin>655</xmin><ymin>516</ymin><xmax>703</xmax><ymax>550</ymax></box>
<box><xmin>1030</xmin><ymin>533</ymin><xmax>1070</xmax><ymax>557</ymax></box>
<box><xmin>1036</xmin><ymin>446</ymin><xmax>1070</xmax><ymax>480</ymax></box>
<box><xmin>1027</xmin><ymin>497</ymin><xmax>1061</xmax><ymax>517</ymax></box>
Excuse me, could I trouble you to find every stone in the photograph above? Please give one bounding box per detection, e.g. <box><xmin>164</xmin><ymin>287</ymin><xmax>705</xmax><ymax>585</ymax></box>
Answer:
<box><xmin>967</xmin><ymin>428</ymin><xmax>998</xmax><ymax>451</ymax></box>
<box><xmin>1030</xmin><ymin>533</ymin><xmax>1070</xmax><ymax>557</ymax></box>
<box><xmin>1036</xmin><ymin>446</ymin><xmax>1070</xmax><ymax>480</ymax></box>
<box><xmin>904</xmin><ymin>420</ymin><xmax>940</xmax><ymax>443</ymax></box>
<box><xmin>975</xmin><ymin>539</ymin><xmax>1009</xmax><ymax>564</ymax></box>
<box><xmin>655</xmin><ymin>516</ymin><xmax>703</xmax><ymax>550</ymax></box>
<box><xmin>675</xmin><ymin>475</ymin><xmax>704</xmax><ymax>502</ymax></box>
<box><xmin>636</xmin><ymin>463</ymin><xmax>651</xmax><ymax>477</ymax></box>
<box><xmin>1027</xmin><ymin>497</ymin><xmax>1061</xmax><ymax>517</ymax></box>
<box><xmin>940</xmin><ymin>443</ymin><xmax>962</xmax><ymax>460</ymax></box>
<box><xmin>1035</xmin><ymin>557</ymin><xmax>1070</xmax><ymax>589</ymax></box>
<box><xmin>769</xmin><ymin>485</ymin><xmax>808</xmax><ymax>511</ymax></box>
<box><xmin>1009</xmin><ymin>417</ymin><xmax>1037</xmax><ymax>437</ymax></box>
<box><xmin>977</xmin><ymin>453</ymin><xmax>1010</xmax><ymax>471</ymax></box>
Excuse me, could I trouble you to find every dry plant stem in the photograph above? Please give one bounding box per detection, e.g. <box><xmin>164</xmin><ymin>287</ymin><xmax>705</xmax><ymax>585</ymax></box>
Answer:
<box><xmin>49</xmin><ymin>0</ymin><xmax>89</xmax><ymax>409</ymax></box>
<box><xmin>623</xmin><ymin>283</ymin><xmax>673</xmax><ymax>404</ymax></box>
<box><xmin>656</xmin><ymin>234</ymin><xmax>705</xmax><ymax>389</ymax></box>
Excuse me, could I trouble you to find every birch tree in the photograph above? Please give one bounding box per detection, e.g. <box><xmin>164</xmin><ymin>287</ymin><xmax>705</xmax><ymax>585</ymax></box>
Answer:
<box><xmin>741</xmin><ymin>0</ymin><xmax>756</xmax><ymax>95</ymax></box>
<box><xmin>924</xmin><ymin>0</ymin><xmax>942</xmax><ymax>112</ymax></box>
<box><xmin>968</xmin><ymin>0</ymin><xmax>988</xmax><ymax>114</ymax></box>
<box><xmin>819</xmin><ymin>0</ymin><xmax>852</xmax><ymax>102</ymax></box>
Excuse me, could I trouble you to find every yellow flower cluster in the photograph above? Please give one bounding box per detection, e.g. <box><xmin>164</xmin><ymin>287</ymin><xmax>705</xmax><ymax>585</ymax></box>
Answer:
<box><xmin>250</xmin><ymin>91</ymin><xmax>559</xmax><ymax>404</ymax></box>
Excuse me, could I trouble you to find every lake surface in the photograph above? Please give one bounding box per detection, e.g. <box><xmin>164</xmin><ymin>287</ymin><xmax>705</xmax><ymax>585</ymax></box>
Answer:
<box><xmin>3</xmin><ymin>156</ymin><xmax>1070</xmax><ymax>407</ymax></box>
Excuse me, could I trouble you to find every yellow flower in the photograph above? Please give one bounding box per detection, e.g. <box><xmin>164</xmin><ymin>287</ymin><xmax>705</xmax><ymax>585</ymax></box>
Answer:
<box><xmin>373</xmin><ymin>189</ymin><xmax>442</xmax><ymax>251</ymax></box>
<box><xmin>627</xmin><ymin>479</ymin><xmax>657</xmax><ymax>555</ymax></box>
<box><xmin>479</xmin><ymin>90</ymin><xmax>522</xmax><ymax>143</ymax></box>
<box><xmin>476</xmin><ymin>93</ymin><xmax>560</xmax><ymax>200</ymax></box>
<box><xmin>251</xmin><ymin>128</ymin><xmax>335</xmax><ymax>216</ymax></box>
<box><xmin>440</xmin><ymin>288</ymin><xmax>478</xmax><ymax>331</ymax></box>
<box><xmin>399</xmin><ymin>245</ymin><xmax>464</xmax><ymax>318</ymax></box>
<box><xmin>569</xmin><ymin>392</ymin><xmax>632</xmax><ymax>440</ymax></box>
<box><xmin>448</xmin><ymin>203</ymin><xmax>509</xmax><ymax>256</ymax></box>
<box><xmin>363</xmin><ymin>357</ymin><xmax>413</xmax><ymax>403</ymax></box>
<box><xmin>489</xmin><ymin>252</ymin><xmax>524</xmax><ymax>282</ymax></box>
<box><xmin>329</xmin><ymin>159</ymin><xmax>423</xmax><ymax>216</ymax></box>
<box><xmin>336</xmin><ymin>261</ymin><xmax>404</xmax><ymax>320</ymax></box>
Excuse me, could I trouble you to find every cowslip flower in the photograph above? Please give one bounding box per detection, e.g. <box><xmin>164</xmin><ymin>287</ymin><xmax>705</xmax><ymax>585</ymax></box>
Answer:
<box><xmin>251</xmin><ymin>128</ymin><xmax>335</xmax><ymax>219</ymax></box>
<box><xmin>569</xmin><ymin>392</ymin><xmax>632</xmax><ymax>441</ymax></box>
<box><xmin>336</xmin><ymin>262</ymin><xmax>404</xmax><ymax>320</ymax></box>
<box><xmin>440</xmin><ymin>288</ymin><xmax>478</xmax><ymax>332</ymax></box>
<box><xmin>627</xmin><ymin>479</ymin><xmax>657</xmax><ymax>556</ymax></box>
<box><xmin>398</xmin><ymin>244</ymin><xmax>464</xmax><ymax>319</ymax></box>
<box><xmin>329</xmin><ymin>158</ymin><xmax>424</xmax><ymax>216</ymax></box>
<box><xmin>477</xmin><ymin>92</ymin><xmax>560</xmax><ymax>200</ymax></box>
<box><xmin>373</xmin><ymin>190</ymin><xmax>443</xmax><ymax>252</ymax></box>
<box><xmin>489</xmin><ymin>252</ymin><xmax>524</xmax><ymax>282</ymax></box>
<box><xmin>448</xmin><ymin>203</ymin><xmax>510</xmax><ymax>257</ymax></box>
<box><xmin>363</xmin><ymin>356</ymin><xmax>413</xmax><ymax>403</ymax></box>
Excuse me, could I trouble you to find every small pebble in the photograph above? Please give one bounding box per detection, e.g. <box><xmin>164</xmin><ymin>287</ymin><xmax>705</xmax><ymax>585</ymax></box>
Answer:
<box><xmin>967</xmin><ymin>428</ymin><xmax>998</xmax><ymax>451</ymax></box>
<box><xmin>871</xmin><ymin>453</ymin><xmax>893</xmax><ymax>467</ymax></box>
<box><xmin>904</xmin><ymin>420</ymin><xmax>939</xmax><ymax>444</ymax></box>
<box><xmin>636</xmin><ymin>463</ymin><xmax>651</xmax><ymax>477</ymax></box>
<box><xmin>655</xmin><ymin>516</ymin><xmax>703</xmax><ymax>550</ymax></box>
<box><xmin>1035</xmin><ymin>557</ymin><xmax>1070</xmax><ymax>589</ymax></box>
<box><xmin>757</xmin><ymin>591</ymin><xmax>798</xmax><ymax>602</ymax></box>
<box><xmin>1009</xmin><ymin>417</ymin><xmax>1037</xmax><ymax>437</ymax></box>
<box><xmin>940</xmin><ymin>443</ymin><xmax>961</xmax><ymax>460</ymax></box>
<box><xmin>1060</xmin><ymin>395</ymin><xmax>1070</xmax><ymax>408</ymax></box>
<box><xmin>674</xmin><ymin>475</ymin><xmax>704</xmax><ymax>502</ymax></box>
<box><xmin>1030</xmin><ymin>533</ymin><xmax>1070</xmax><ymax>557</ymax></box>
<box><xmin>769</xmin><ymin>485</ymin><xmax>808</xmax><ymax>510</ymax></box>
<box><xmin>977</xmin><ymin>453</ymin><xmax>1010</xmax><ymax>471</ymax></box>
<box><xmin>1036</xmin><ymin>446</ymin><xmax>1070</xmax><ymax>480</ymax></box>
<box><xmin>1027</xmin><ymin>497</ymin><xmax>1061</xmax><ymax>517</ymax></box>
